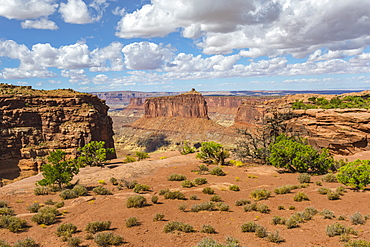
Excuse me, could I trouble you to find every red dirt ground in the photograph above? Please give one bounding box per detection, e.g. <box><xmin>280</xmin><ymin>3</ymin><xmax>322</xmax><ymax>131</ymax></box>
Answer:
<box><xmin>1</xmin><ymin>151</ymin><xmax>370</xmax><ymax>247</ymax></box>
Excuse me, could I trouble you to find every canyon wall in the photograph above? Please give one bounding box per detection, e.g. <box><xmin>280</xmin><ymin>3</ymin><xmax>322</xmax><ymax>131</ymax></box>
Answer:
<box><xmin>0</xmin><ymin>84</ymin><xmax>115</xmax><ymax>183</ymax></box>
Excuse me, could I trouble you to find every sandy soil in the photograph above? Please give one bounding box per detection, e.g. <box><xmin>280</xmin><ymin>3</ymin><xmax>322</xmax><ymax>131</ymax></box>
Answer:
<box><xmin>1</xmin><ymin>151</ymin><xmax>370</xmax><ymax>247</ymax></box>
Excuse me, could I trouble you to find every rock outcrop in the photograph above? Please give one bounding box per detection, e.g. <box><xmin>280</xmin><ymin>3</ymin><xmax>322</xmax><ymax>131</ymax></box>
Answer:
<box><xmin>0</xmin><ymin>84</ymin><xmax>115</xmax><ymax>183</ymax></box>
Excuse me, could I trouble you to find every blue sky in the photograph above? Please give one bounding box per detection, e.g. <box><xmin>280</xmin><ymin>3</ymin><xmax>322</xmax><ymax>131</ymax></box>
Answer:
<box><xmin>1</xmin><ymin>0</ymin><xmax>370</xmax><ymax>92</ymax></box>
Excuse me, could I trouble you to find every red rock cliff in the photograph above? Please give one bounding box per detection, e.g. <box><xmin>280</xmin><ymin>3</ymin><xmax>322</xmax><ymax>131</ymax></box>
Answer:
<box><xmin>0</xmin><ymin>84</ymin><xmax>115</xmax><ymax>183</ymax></box>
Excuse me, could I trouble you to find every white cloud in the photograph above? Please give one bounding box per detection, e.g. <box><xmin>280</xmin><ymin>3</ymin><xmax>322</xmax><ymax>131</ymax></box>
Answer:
<box><xmin>0</xmin><ymin>0</ymin><xmax>57</xmax><ymax>20</ymax></box>
<box><xmin>21</xmin><ymin>18</ymin><xmax>58</xmax><ymax>30</ymax></box>
<box><xmin>59</xmin><ymin>0</ymin><xmax>92</xmax><ymax>24</ymax></box>
<box><xmin>61</xmin><ymin>69</ymin><xmax>88</xmax><ymax>84</ymax></box>
<box><xmin>90</xmin><ymin>42</ymin><xmax>125</xmax><ymax>72</ymax></box>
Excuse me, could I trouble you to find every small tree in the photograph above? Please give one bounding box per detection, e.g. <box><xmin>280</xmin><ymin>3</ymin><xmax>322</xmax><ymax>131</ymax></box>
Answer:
<box><xmin>77</xmin><ymin>141</ymin><xmax>115</xmax><ymax>167</ymax></box>
<box><xmin>37</xmin><ymin>150</ymin><xmax>79</xmax><ymax>189</ymax></box>
<box><xmin>196</xmin><ymin>141</ymin><xmax>229</xmax><ymax>165</ymax></box>
<box><xmin>337</xmin><ymin>159</ymin><xmax>370</xmax><ymax>190</ymax></box>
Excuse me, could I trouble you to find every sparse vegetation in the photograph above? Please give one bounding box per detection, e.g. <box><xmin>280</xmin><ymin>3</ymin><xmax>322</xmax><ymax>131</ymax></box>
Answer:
<box><xmin>201</xmin><ymin>225</ymin><xmax>217</xmax><ymax>234</ymax></box>
<box><xmin>202</xmin><ymin>187</ymin><xmax>215</xmax><ymax>195</ymax></box>
<box><xmin>209</xmin><ymin>167</ymin><xmax>226</xmax><ymax>176</ymax></box>
<box><xmin>293</xmin><ymin>192</ymin><xmax>309</xmax><ymax>202</ymax></box>
<box><xmin>167</xmin><ymin>173</ymin><xmax>187</xmax><ymax>181</ymax></box>
<box><xmin>92</xmin><ymin>186</ymin><xmax>112</xmax><ymax>195</ymax></box>
<box><xmin>321</xmin><ymin>209</ymin><xmax>335</xmax><ymax>219</ymax></box>
<box><xmin>193</xmin><ymin>177</ymin><xmax>207</xmax><ymax>185</ymax></box>
<box><xmin>133</xmin><ymin>184</ymin><xmax>150</xmax><ymax>193</ymax></box>
<box><xmin>0</xmin><ymin>215</ymin><xmax>27</xmax><ymax>232</ymax></box>
<box><xmin>297</xmin><ymin>173</ymin><xmax>311</xmax><ymax>183</ymax></box>
<box><xmin>229</xmin><ymin>185</ymin><xmax>240</xmax><ymax>191</ymax></box>
<box><xmin>163</xmin><ymin>221</ymin><xmax>194</xmax><ymax>233</ymax></box>
<box><xmin>210</xmin><ymin>195</ymin><xmax>222</xmax><ymax>202</ymax></box>
<box><xmin>56</xmin><ymin>223</ymin><xmax>78</xmax><ymax>237</ymax></box>
<box><xmin>164</xmin><ymin>191</ymin><xmax>186</xmax><ymax>200</ymax></box>
<box><xmin>327</xmin><ymin>192</ymin><xmax>341</xmax><ymax>200</ymax></box>
<box><xmin>180</xmin><ymin>141</ymin><xmax>196</xmax><ymax>155</ymax></box>
<box><xmin>250</xmin><ymin>189</ymin><xmax>271</xmax><ymax>201</ymax></box>
<box><xmin>27</xmin><ymin>203</ymin><xmax>42</xmax><ymax>213</ymax></box>
<box><xmin>13</xmin><ymin>238</ymin><xmax>37</xmax><ymax>247</ymax></box>
<box><xmin>153</xmin><ymin>213</ymin><xmax>165</xmax><ymax>222</ymax></box>
<box><xmin>181</xmin><ymin>180</ymin><xmax>195</xmax><ymax>188</ymax></box>
<box><xmin>241</xmin><ymin>222</ymin><xmax>259</xmax><ymax>232</ymax></box>
<box><xmin>126</xmin><ymin>195</ymin><xmax>148</xmax><ymax>208</ymax></box>
<box><xmin>235</xmin><ymin>199</ymin><xmax>250</xmax><ymax>206</ymax></box>
<box><xmin>126</xmin><ymin>217</ymin><xmax>139</xmax><ymax>227</ymax></box>
<box><xmin>85</xmin><ymin>221</ymin><xmax>111</xmax><ymax>234</ymax></box>
<box><xmin>196</xmin><ymin>141</ymin><xmax>230</xmax><ymax>165</ymax></box>
<box><xmin>350</xmin><ymin>211</ymin><xmax>366</xmax><ymax>225</ymax></box>
<box><xmin>135</xmin><ymin>151</ymin><xmax>149</xmax><ymax>161</ymax></box>
<box><xmin>326</xmin><ymin>222</ymin><xmax>357</xmax><ymax>237</ymax></box>
<box><xmin>266</xmin><ymin>231</ymin><xmax>285</xmax><ymax>243</ymax></box>
<box><xmin>94</xmin><ymin>232</ymin><xmax>123</xmax><ymax>247</ymax></box>
<box><xmin>59</xmin><ymin>189</ymin><xmax>79</xmax><ymax>200</ymax></box>
<box><xmin>123</xmin><ymin>155</ymin><xmax>136</xmax><ymax>163</ymax></box>
<box><xmin>322</xmin><ymin>173</ymin><xmax>338</xmax><ymax>183</ymax></box>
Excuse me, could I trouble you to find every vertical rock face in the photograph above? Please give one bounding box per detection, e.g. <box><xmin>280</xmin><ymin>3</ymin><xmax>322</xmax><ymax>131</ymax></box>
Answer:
<box><xmin>144</xmin><ymin>89</ymin><xmax>208</xmax><ymax>119</ymax></box>
<box><xmin>234</xmin><ymin>102</ymin><xmax>266</xmax><ymax>126</ymax></box>
<box><xmin>0</xmin><ymin>84</ymin><xmax>115</xmax><ymax>182</ymax></box>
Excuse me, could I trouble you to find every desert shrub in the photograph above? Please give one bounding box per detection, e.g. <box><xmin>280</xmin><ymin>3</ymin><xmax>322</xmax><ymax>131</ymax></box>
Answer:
<box><xmin>44</xmin><ymin>199</ymin><xmax>55</xmax><ymax>205</ymax></box>
<box><xmin>164</xmin><ymin>191</ymin><xmax>186</xmax><ymax>200</ymax></box>
<box><xmin>269</xmin><ymin>134</ymin><xmax>333</xmax><ymax>174</ymax></box>
<box><xmin>181</xmin><ymin>180</ymin><xmax>195</xmax><ymax>188</ymax></box>
<box><xmin>235</xmin><ymin>199</ymin><xmax>250</xmax><ymax>206</ymax></box>
<box><xmin>94</xmin><ymin>232</ymin><xmax>123</xmax><ymax>247</ymax></box>
<box><xmin>256</xmin><ymin>204</ymin><xmax>270</xmax><ymax>214</ymax></box>
<box><xmin>304</xmin><ymin>207</ymin><xmax>318</xmax><ymax>216</ymax></box>
<box><xmin>289</xmin><ymin>206</ymin><xmax>296</xmax><ymax>210</ymax></box>
<box><xmin>92</xmin><ymin>186</ymin><xmax>112</xmax><ymax>195</ymax></box>
<box><xmin>0</xmin><ymin>215</ymin><xmax>27</xmax><ymax>232</ymax></box>
<box><xmin>241</xmin><ymin>222</ymin><xmax>259</xmax><ymax>232</ymax></box>
<box><xmin>229</xmin><ymin>160</ymin><xmax>244</xmax><ymax>167</ymax></box>
<box><xmin>151</xmin><ymin>196</ymin><xmax>159</xmax><ymax>204</ymax></box>
<box><xmin>278</xmin><ymin>205</ymin><xmax>285</xmax><ymax>210</ymax></box>
<box><xmin>344</xmin><ymin>240</ymin><xmax>370</xmax><ymax>247</ymax></box>
<box><xmin>340</xmin><ymin>234</ymin><xmax>351</xmax><ymax>243</ymax></box>
<box><xmin>67</xmin><ymin>237</ymin><xmax>82</xmax><ymax>247</ymax></box>
<box><xmin>250</xmin><ymin>188</ymin><xmax>271</xmax><ymax>201</ymax></box>
<box><xmin>109</xmin><ymin>177</ymin><xmax>118</xmax><ymax>185</ymax></box>
<box><xmin>167</xmin><ymin>173</ymin><xmax>187</xmax><ymax>181</ymax></box>
<box><xmin>297</xmin><ymin>173</ymin><xmax>311</xmax><ymax>183</ymax></box>
<box><xmin>285</xmin><ymin>217</ymin><xmax>299</xmax><ymax>229</ymax></box>
<box><xmin>126</xmin><ymin>195</ymin><xmax>148</xmax><ymax>208</ymax></box>
<box><xmin>229</xmin><ymin>185</ymin><xmax>240</xmax><ymax>191</ymax></box>
<box><xmin>336</xmin><ymin>186</ymin><xmax>347</xmax><ymax>195</ymax></box>
<box><xmin>274</xmin><ymin>185</ymin><xmax>292</xmax><ymax>194</ymax></box>
<box><xmin>209</xmin><ymin>167</ymin><xmax>226</xmax><ymax>176</ymax></box>
<box><xmin>196</xmin><ymin>141</ymin><xmax>230</xmax><ymax>165</ymax></box>
<box><xmin>72</xmin><ymin>184</ymin><xmax>88</xmax><ymax>196</ymax></box>
<box><xmin>202</xmin><ymin>187</ymin><xmax>215</xmax><ymax>195</ymax></box>
<box><xmin>189</xmin><ymin>195</ymin><xmax>198</xmax><ymax>200</ymax></box>
<box><xmin>193</xmin><ymin>177</ymin><xmax>207</xmax><ymax>185</ymax></box>
<box><xmin>55</xmin><ymin>201</ymin><xmax>64</xmax><ymax>208</ymax></box>
<box><xmin>191</xmin><ymin>202</ymin><xmax>216</xmax><ymax>212</ymax></box>
<box><xmin>180</xmin><ymin>141</ymin><xmax>196</xmax><ymax>155</ymax></box>
<box><xmin>125</xmin><ymin>217</ymin><xmax>139</xmax><ymax>228</ymax></box>
<box><xmin>59</xmin><ymin>189</ymin><xmax>78</xmax><ymax>200</ymax></box>
<box><xmin>38</xmin><ymin>206</ymin><xmax>59</xmax><ymax>215</ymax></box>
<box><xmin>153</xmin><ymin>213</ymin><xmax>165</xmax><ymax>222</ymax></box>
<box><xmin>196</xmin><ymin>164</ymin><xmax>210</xmax><ymax>175</ymax></box>
<box><xmin>255</xmin><ymin>225</ymin><xmax>268</xmax><ymax>238</ymax></box>
<box><xmin>56</xmin><ymin>223</ymin><xmax>77</xmax><ymax>237</ymax></box>
<box><xmin>216</xmin><ymin>202</ymin><xmax>230</xmax><ymax>212</ymax></box>
<box><xmin>293</xmin><ymin>192</ymin><xmax>309</xmax><ymax>202</ymax></box>
<box><xmin>337</xmin><ymin>159</ymin><xmax>370</xmax><ymax>190</ymax></box>
<box><xmin>135</xmin><ymin>151</ymin><xmax>149</xmax><ymax>161</ymax></box>
<box><xmin>210</xmin><ymin>195</ymin><xmax>222</xmax><ymax>202</ymax></box>
<box><xmin>350</xmin><ymin>212</ymin><xmax>366</xmax><ymax>225</ymax></box>
<box><xmin>338</xmin><ymin>215</ymin><xmax>347</xmax><ymax>221</ymax></box>
<box><xmin>318</xmin><ymin>187</ymin><xmax>331</xmax><ymax>195</ymax></box>
<box><xmin>243</xmin><ymin>203</ymin><xmax>257</xmax><ymax>212</ymax></box>
<box><xmin>299</xmin><ymin>183</ymin><xmax>309</xmax><ymax>188</ymax></box>
<box><xmin>123</xmin><ymin>155</ymin><xmax>136</xmax><ymax>163</ymax></box>
<box><xmin>31</xmin><ymin>212</ymin><xmax>56</xmax><ymax>225</ymax></box>
<box><xmin>77</xmin><ymin>141</ymin><xmax>114</xmax><ymax>167</ymax></box>
<box><xmin>0</xmin><ymin>201</ymin><xmax>7</xmax><ymax>208</ymax></box>
<box><xmin>316</xmin><ymin>181</ymin><xmax>322</xmax><ymax>186</ymax></box>
<box><xmin>266</xmin><ymin>231</ymin><xmax>285</xmax><ymax>243</ymax></box>
<box><xmin>178</xmin><ymin>204</ymin><xmax>187</xmax><ymax>211</ymax></box>
<box><xmin>85</xmin><ymin>221</ymin><xmax>111</xmax><ymax>234</ymax></box>
<box><xmin>0</xmin><ymin>208</ymin><xmax>14</xmax><ymax>216</ymax></box>
<box><xmin>327</xmin><ymin>192</ymin><xmax>341</xmax><ymax>200</ymax></box>
<box><xmin>13</xmin><ymin>238</ymin><xmax>37</xmax><ymax>247</ymax></box>
<box><xmin>201</xmin><ymin>225</ymin><xmax>217</xmax><ymax>234</ymax></box>
<box><xmin>133</xmin><ymin>184</ymin><xmax>150</xmax><ymax>193</ymax></box>
<box><xmin>27</xmin><ymin>203</ymin><xmax>42</xmax><ymax>213</ymax></box>
<box><xmin>322</xmin><ymin>173</ymin><xmax>338</xmax><ymax>183</ymax></box>
<box><xmin>0</xmin><ymin>239</ymin><xmax>10</xmax><ymax>247</ymax></box>
<box><xmin>326</xmin><ymin>222</ymin><xmax>356</xmax><ymax>237</ymax></box>
<box><xmin>271</xmin><ymin>216</ymin><xmax>286</xmax><ymax>225</ymax></box>
<box><xmin>34</xmin><ymin>186</ymin><xmax>49</xmax><ymax>195</ymax></box>
<box><xmin>321</xmin><ymin>209</ymin><xmax>335</xmax><ymax>219</ymax></box>
<box><xmin>163</xmin><ymin>221</ymin><xmax>194</xmax><ymax>233</ymax></box>
<box><xmin>122</xmin><ymin>180</ymin><xmax>138</xmax><ymax>189</ymax></box>
<box><xmin>158</xmin><ymin>189</ymin><xmax>170</xmax><ymax>195</ymax></box>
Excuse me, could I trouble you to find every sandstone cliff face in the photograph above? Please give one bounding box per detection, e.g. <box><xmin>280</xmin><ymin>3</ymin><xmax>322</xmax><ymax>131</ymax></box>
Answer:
<box><xmin>234</xmin><ymin>102</ymin><xmax>266</xmax><ymax>127</ymax></box>
<box><xmin>0</xmin><ymin>85</ymin><xmax>115</xmax><ymax>182</ymax></box>
<box><xmin>144</xmin><ymin>89</ymin><xmax>208</xmax><ymax>119</ymax></box>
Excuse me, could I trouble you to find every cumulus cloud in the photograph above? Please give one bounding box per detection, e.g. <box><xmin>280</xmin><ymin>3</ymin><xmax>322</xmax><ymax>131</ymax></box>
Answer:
<box><xmin>21</xmin><ymin>18</ymin><xmax>58</xmax><ymax>30</ymax></box>
<box><xmin>0</xmin><ymin>0</ymin><xmax>57</xmax><ymax>20</ymax></box>
<box><xmin>59</xmin><ymin>0</ymin><xmax>92</xmax><ymax>24</ymax></box>
<box><xmin>116</xmin><ymin>0</ymin><xmax>370</xmax><ymax>57</ymax></box>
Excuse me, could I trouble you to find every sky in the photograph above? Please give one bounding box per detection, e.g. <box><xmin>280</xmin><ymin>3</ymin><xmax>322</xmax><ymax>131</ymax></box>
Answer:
<box><xmin>1</xmin><ymin>0</ymin><xmax>370</xmax><ymax>92</ymax></box>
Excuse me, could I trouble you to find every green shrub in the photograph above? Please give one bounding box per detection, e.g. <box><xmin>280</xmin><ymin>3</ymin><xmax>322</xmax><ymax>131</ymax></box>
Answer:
<box><xmin>189</xmin><ymin>195</ymin><xmax>198</xmax><ymax>200</ymax></box>
<box><xmin>123</xmin><ymin>155</ymin><xmax>136</xmax><ymax>163</ymax></box>
<box><xmin>85</xmin><ymin>221</ymin><xmax>111</xmax><ymax>234</ymax></box>
<box><xmin>266</xmin><ymin>231</ymin><xmax>285</xmax><ymax>243</ymax></box>
<box><xmin>255</xmin><ymin>225</ymin><xmax>268</xmax><ymax>238</ymax></box>
<box><xmin>268</xmin><ymin>134</ymin><xmax>333</xmax><ymax>174</ymax></box>
<box><xmin>196</xmin><ymin>141</ymin><xmax>230</xmax><ymax>165</ymax></box>
<box><xmin>316</xmin><ymin>181</ymin><xmax>322</xmax><ymax>186</ymax></box>
<box><xmin>271</xmin><ymin>216</ymin><xmax>286</xmax><ymax>225</ymax></box>
<box><xmin>0</xmin><ymin>207</ymin><xmax>14</xmax><ymax>216</ymax></box>
<box><xmin>0</xmin><ymin>201</ymin><xmax>7</xmax><ymax>208</ymax></box>
<box><xmin>133</xmin><ymin>184</ymin><xmax>150</xmax><ymax>193</ymax></box>
<box><xmin>297</xmin><ymin>173</ymin><xmax>311</xmax><ymax>183</ymax></box>
<box><xmin>322</xmin><ymin>173</ymin><xmax>338</xmax><ymax>183</ymax></box>
<box><xmin>285</xmin><ymin>217</ymin><xmax>299</xmax><ymax>229</ymax></box>
<box><xmin>229</xmin><ymin>185</ymin><xmax>240</xmax><ymax>191</ymax></box>
<box><xmin>326</xmin><ymin>222</ymin><xmax>356</xmax><ymax>237</ymax></box>
<box><xmin>13</xmin><ymin>238</ymin><xmax>37</xmax><ymax>247</ymax></box>
<box><xmin>216</xmin><ymin>202</ymin><xmax>230</xmax><ymax>212</ymax></box>
<box><xmin>201</xmin><ymin>225</ymin><xmax>217</xmax><ymax>234</ymax></box>
<box><xmin>92</xmin><ymin>186</ymin><xmax>112</xmax><ymax>195</ymax></box>
<box><xmin>34</xmin><ymin>186</ymin><xmax>49</xmax><ymax>195</ymax></box>
<box><xmin>235</xmin><ymin>199</ymin><xmax>250</xmax><ymax>206</ymax></box>
<box><xmin>67</xmin><ymin>237</ymin><xmax>82</xmax><ymax>247</ymax></box>
<box><xmin>318</xmin><ymin>187</ymin><xmax>331</xmax><ymax>195</ymax></box>
<box><xmin>94</xmin><ymin>232</ymin><xmax>123</xmax><ymax>247</ymax></box>
<box><xmin>274</xmin><ymin>185</ymin><xmax>292</xmax><ymax>194</ymax></box>
<box><xmin>241</xmin><ymin>222</ymin><xmax>258</xmax><ymax>232</ymax></box>
<box><xmin>27</xmin><ymin>203</ymin><xmax>42</xmax><ymax>213</ymax></box>
<box><xmin>158</xmin><ymin>189</ymin><xmax>170</xmax><ymax>195</ymax></box>
<box><xmin>250</xmin><ymin>188</ymin><xmax>271</xmax><ymax>201</ymax></box>
<box><xmin>193</xmin><ymin>177</ymin><xmax>207</xmax><ymax>185</ymax></box>
<box><xmin>194</xmin><ymin>237</ymin><xmax>241</xmax><ymax>247</ymax></box>
<box><xmin>56</xmin><ymin>223</ymin><xmax>77</xmax><ymax>237</ymax></box>
<box><xmin>38</xmin><ymin>206</ymin><xmax>60</xmax><ymax>215</ymax></box>
<box><xmin>126</xmin><ymin>217</ymin><xmax>139</xmax><ymax>228</ymax></box>
<box><xmin>109</xmin><ymin>177</ymin><xmax>118</xmax><ymax>185</ymax></box>
<box><xmin>72</xmin><ymin>184</ymin><xmax>88</xmax><ymax>196</ymax></box>
<box><xmin>0</xmin><ymin>215</ymin><xmax>27</xmax><ymax>232</ymax></box>
<box><xmin>163</xmin><ymin>191</ymin><xmax>186</xmax><ymax>200</ymax></box>
<box><xmin>278</xmin><ymin>205</ymin><xmax>285</xmax><ymax>210</ymax></box>
<box><xmin>337</xmin><ymin>159</ymin><xmax>370</xmax><ymax>190</ymax></box>
<box><xmin>122</xmin><ymin>180</ymin><xmax>138</xmax><ymax>189</ymax></box>
<box><xmin>0</xmin><ymin>239</ymin><xmax>10</xmax><ymax>247</ymax></box>
<box><xmin>126</xmin><ymin>195</ymin><xmax>148</xmax><ymax>208</ymax></box>
<box><xmin>151</xmin><ymin>196</ymin><xmax>159</xmax><ymax>204</ymax></box>
<box><xmin>304</xmin><ymin>207</ymin><xmax>318</xmax><ymax>216</ymax></box>
<box><xmin>180</xmin><ymin>141</ymin><xmax>196</xmax><ymax>155</ymax></box>
<box><xmin>327</xmin><ymin>192</ymin><xmax>341</xmax><ymax>200</ymax></box>
<box><xmin>321</xmin><ymin>209</ymin><xmax>335</xmax><ymax>219</ymax></box>
<box><xmin>181</xmin><ymin>180</ymin><xmax>195</xmax><ymax>188</ymax></box>
<box><xmin>191</xmin><ymin>202</ymin><xmax>216</xmax><ymax>212</ymax></box>
<box><xmin>163</xmin><ymin>221</ymin><xmax>194</xmax><ymax>233</ymax></box>
<box><xmin>350</xmin><ymin>211</ymin><xmax>366</xmax><ymax>225</ymax></box>
<box><xmin>31</xmin><ymin>212</ymin><xmax>56</xmax><ymax>225</ymax></box>
<box><xmin>210</xmin><ymin>195</ymin><xmax>222</xmax><ymax>202</ymax></box>
<box><xmin>209</xmin><ymin>167</ymin><xmax>226</xmax><ymax>176</ymax></box>
<box><xmin>55</xmin><ymin>201</ymin><xmax>64</xmax><ymax>208</ymax></box>
<box><xmin>344</xmin><ymin>240</ymin><xmax>370</xmax><ymax>247</ymax></box>
<box><xmin>59</xmin><ymin>189</ymin><xmax>78</xmax><ymax>200</ymax></box>
<box><xmin>153</xmin><ymin>213</ymin><xmax>165</xmax><ymax>222</ymax></box>
<box><xmin>167</xmin><ymin>173</ymin><xmax>187</xmax><ymax>181</ymax></box>
<box><xmin>202</xmin><ymin>187</ymin><xmax>215</xmax><ymax>195</ymax></box>
<box><xmin>294</xmin><ymin>192</ymin><xmax>309</xmax><ymax>202</ymax></box>
<box><xmin>338</xmin><ymin>215</ymin><xmax>347</xmax><ymax>221</ymax></box>
<box><xmin>195</xmin><ymin>165</ymin><xmax>209</xmax><ymax>174</ymax></box>
<box><xmin>135</xmin><ymin>151</ymin><xmax>149</xmax><ymax>161</ymax></box>
<box><xmin>178</xmin><ymin>204</ymin><xmax>187</xmax><ymax>211</ymax></box>
<box><xmin>256</xmin><ymin>204</ymin><xmax>270</xmax><ymax>214</ymax></box>
<box><xmin>336</xmin><ymin>186</ymin><xmax>347</xmax><ymax>195</ymax></box>
<box><xmin>288</xmin><ymin>206</ymin><xmax>296</xmax><ymax>210</ymax></box>
<box><xmin>44</xmin><ymin>199</ymin><xmax>55</xmax><ymax>205</ymax></box>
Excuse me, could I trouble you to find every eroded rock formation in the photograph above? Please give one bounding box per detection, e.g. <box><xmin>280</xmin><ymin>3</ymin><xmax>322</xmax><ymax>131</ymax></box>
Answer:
<box><xmin>0</xmin><ymin>84</ymin><xmax>115</xmax><ymax>183</ymax></box>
